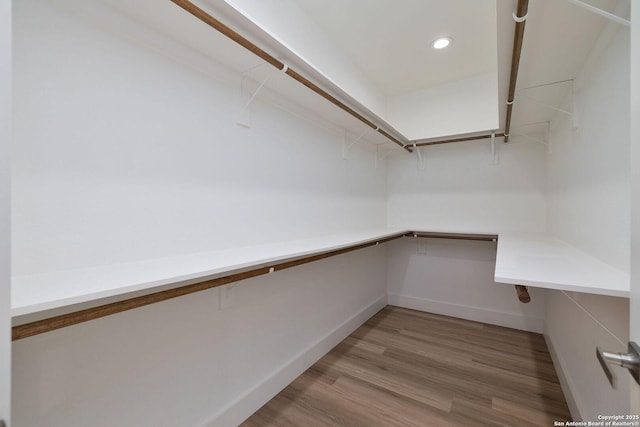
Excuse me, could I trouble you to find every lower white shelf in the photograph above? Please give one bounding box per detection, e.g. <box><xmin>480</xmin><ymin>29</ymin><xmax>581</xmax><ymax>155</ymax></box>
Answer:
<box><xmin>494</xmin><ymin>232</ymin><xmax>629</xmax><ymax>298</ymax></box>
<box><xmin>11</xmin><ymin>228</ymin><xmax>408</xmax><ymax>323</ymax></box>
<box><xmin>13</xmin><ymin>228</ymin><xmax>629</xmax><ymax>331</ymax></box>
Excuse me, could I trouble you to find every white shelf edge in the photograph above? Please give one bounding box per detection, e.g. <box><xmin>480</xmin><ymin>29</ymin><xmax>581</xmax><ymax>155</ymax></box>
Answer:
<box><xmin>494</xmin><ymin>275</ymin><xmax>630</xmax><ymax>298</ymax></box>
<box><xmin>494</xmin><ymin>232</ymin><xmax>630</xmax><ymax>299</ymax></box>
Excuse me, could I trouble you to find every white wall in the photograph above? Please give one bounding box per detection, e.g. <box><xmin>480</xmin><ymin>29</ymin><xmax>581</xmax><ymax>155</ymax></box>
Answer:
<box><xmin>386</xmin><ymin>137</ymin><xmax>547</xmax><ymax>234</ymax></box>
<box><xmin>0</xmin><ymin>0</ymin><xmax>10</xmax><ymax>424</ymax></box>
<box><xmin>543</xmin><ymin>27</ymin><xmax>631</xmax><ymax>420</ymax></box>
<box><xmin>11</xmin><ymin>1</ymin><xmax>390</xmax><ymax>426</ymax></box>
<box><xmin>545</xmin><ymin>291</ymin><xmax>629</xmax><ymax>419</ymax></box>
<box><xmin>386</xmin><ymin>73</ymin><xmax>500</xmax><ymax>141</ymax></box>
<box><xmin>547</xmin><ymin>34</ymin><xmax>630</xmax><ymax>274</ymax></box>
<box><xmin>385</xmin><ymin>129</ymin><xmax>547</xmax><ymax>333</ymax></box>
<box><xmin>13</xmin><ymin>246</ymin><xmax>388</xmax><ymax>427</ymax></box>
<box><xmin>387</xmin><ymin>238</ymin><xmax>545</xmax><ymax>332</ymax></box>
<box><xmin>12</xmin><ymin>0</ymin><xmax>387</xmax><ymax>276</ymax></box>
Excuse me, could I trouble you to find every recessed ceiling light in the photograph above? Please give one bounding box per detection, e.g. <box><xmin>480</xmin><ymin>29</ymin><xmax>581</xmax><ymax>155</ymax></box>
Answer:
<box><xmin>432</xmin><ymin>37</ymin><xmax>453</xmax><ymax>50</ymax></box>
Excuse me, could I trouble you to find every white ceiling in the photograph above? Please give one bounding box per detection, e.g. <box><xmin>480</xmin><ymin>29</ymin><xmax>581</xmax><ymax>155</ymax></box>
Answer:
<box><xmin>292</xmin><ymin>0</ymin><xmax>498</xmax><ymax>97</ymax></box>
<box><xmin>291</xmin><ymin>0</ymin><xmax>628</xmax><ymax>137</ymax></box>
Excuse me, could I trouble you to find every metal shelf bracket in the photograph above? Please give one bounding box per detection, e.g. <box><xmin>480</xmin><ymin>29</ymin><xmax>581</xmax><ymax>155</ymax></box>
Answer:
<box><xmin>374</xmin><ymin>144</ymin><xmax>393</xmax><ymax>169</ymax></box>
<box><xmin>236</xmin><ymin>63</ymin><xmax>285</xmax><ymax>128</ymax></box>
<box><xmin>343</xmin><ymin>129</ymin><xmax>369</xmax><ymax>159</ymax></box>
<box><xmin>516</xmin><ymin>80</ymin><xmax>578</xmax><ymax>130</ymax></box>
<box><xmin>490</xmin><ymin>132</ymin><xmax>499</xmax><ymax>165</ymax></box>
<box><xmin>413</xmin><ymin>144</ymin><xmax>425</xmax><ymax>171</ymax></box>
<box><xmin>566</xmin><ymin>0</ymin><xmax>630</xmax><ymax>26</ymax></box>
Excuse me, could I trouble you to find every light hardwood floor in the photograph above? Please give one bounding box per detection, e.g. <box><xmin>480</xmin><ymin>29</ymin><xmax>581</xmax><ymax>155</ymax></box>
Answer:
<box><xmin>242</xmin><ymin>306</ymin><xmax>571</xmax><ymax>427</ymax></box>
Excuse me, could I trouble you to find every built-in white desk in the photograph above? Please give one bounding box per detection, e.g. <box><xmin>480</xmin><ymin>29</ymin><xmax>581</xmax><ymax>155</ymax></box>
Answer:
<box><xmin>494</xmin><ymin>232</ymin><xmax>630</xmax><ymax>298</ymax></box>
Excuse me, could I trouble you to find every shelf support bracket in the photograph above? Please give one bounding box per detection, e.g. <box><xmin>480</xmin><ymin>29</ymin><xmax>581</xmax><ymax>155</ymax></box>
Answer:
<box><xmin>509</xmin><ymin>121</ymin><xmax>552</xmax><ymax>153</ymax></box>
<box><xmin>413</xmin><ymin>144</ymin><xmax>425</xmax><ymax>170</ymax></box>
<box><xmin>516</xmin><ymin>79</ymin><xmax>578</xmax><ymax>130</ymax></box>
<box><xmin>242</xmin><ymin>72</ymin><xmax>272</xmax><ymax>110</ymax></box>
<box><xmin>510</xmin><ymin>132</ymin><xmax>549</xmax><ymax>146</ymax></box>
<box><xmin>489</xmin><ymin>132</ymin><xmax>499</xmax><ymax>165</ymax></box>
<box><xmin>237</xmin><ymin>63</ymin><xmax>286</xmax><ymax>128</ymax></box>
<box><xmin>343</xmin><ymin>129</ymin><xmax>369</xmax><ymax>160</ymax></box>
<box><xmin>571</xmin><ymin>82</ymin><xmax>579</xmax><ymax>129</ymax></box>
<box><xmin>516</xmin><ymin>92</ymin><xmax>573</xmax><ymax>117</ymax></box>
<box><xmin>375</xmin><ymin>145</ymin><xmax>393</xmax><ymax>169</ymax></box>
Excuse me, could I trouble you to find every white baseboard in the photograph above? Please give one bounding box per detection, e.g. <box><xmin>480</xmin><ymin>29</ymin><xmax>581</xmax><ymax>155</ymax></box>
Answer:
<box><xmin>198</xmin><ymin>294</ymin><xmax>388</xmax><ymax>427</ymax></box>
<box><xmin>388</xmin><ymin>293</ymin><xmax>544</xmax><ymax>333</ymax></box>
<box><xmin>544</xmin><ymin>333</ymin><xmax>584</xmax><ymax>421</ymax></box>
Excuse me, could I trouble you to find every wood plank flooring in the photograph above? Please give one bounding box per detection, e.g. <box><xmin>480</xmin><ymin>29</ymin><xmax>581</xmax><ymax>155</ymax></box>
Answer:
<box><xmin>242</xmin><ymin>306</ymin><xmax>571</xmax><ymax>427</ymax></box>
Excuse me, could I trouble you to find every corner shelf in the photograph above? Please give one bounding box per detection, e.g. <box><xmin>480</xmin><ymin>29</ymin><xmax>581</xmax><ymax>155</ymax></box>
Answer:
<box><xmin>494</xmin><ymin>232</ymin><xmax>629</xmax><ymax>298</ymax></box>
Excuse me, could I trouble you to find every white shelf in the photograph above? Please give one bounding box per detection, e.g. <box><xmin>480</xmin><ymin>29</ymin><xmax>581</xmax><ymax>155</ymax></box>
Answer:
<box><xmin>17</xmin><ymin>229</ymin><xmax>625</xmax><ymax>326</ymax></box>
<box><xmin>494</xmin><ymin>232</ymin><xmax>630</xmax><ymax>298</ymax></box>
<box><xmin>11</xmin><ymin>228</ymin><xmax>407</xmax><ymax>321</ymax></box>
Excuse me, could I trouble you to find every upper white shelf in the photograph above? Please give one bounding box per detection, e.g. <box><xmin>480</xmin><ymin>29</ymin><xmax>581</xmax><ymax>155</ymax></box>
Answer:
<box><xmin>494</xmin><ymin>232</ymin><xmax>630</xmax><ymax>298</ymax></box>
<box><xmin>11</xmin><ymin>228</ymin><xmax>407</xmax><ymax>321</ymax></box>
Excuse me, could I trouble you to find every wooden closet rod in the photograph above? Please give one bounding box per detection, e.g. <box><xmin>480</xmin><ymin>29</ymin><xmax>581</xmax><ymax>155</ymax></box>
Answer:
<box><xmin>405</xmin><ymin>232</ymin><xmax>498</xmax><ymax>242</ymax></box>
<box><xmin>170</xmin><ymin>0</ymin><xmax>412</xmax><ymax>153</ymax></box>
<box><xmin>413</xmin><ymin>132</ymin><xmax>506</xmax><ymax>148</ymax></box>
<box><xmin>515</xmin><ymin>285</ymin><xmax>531</xmax><ymax>303</ymax></box>
<box><xmin>504</xmin><ymin>0</ymin><xmax>530</xmax><ymax>143</ymax></box>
